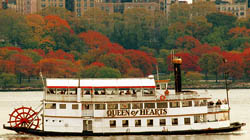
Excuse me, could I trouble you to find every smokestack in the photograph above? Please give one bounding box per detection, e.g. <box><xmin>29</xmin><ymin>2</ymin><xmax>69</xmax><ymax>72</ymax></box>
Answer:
<box><xmin>172</xmin><ymin>57</ymin><xmax>182</xmax><ymax>93</ymax></box>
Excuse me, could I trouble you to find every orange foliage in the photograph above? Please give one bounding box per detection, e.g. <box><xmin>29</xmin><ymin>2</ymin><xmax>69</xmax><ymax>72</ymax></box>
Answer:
<box><xmin>229</xmin><ymin>27</ymin><xmax>250</xmax><ymax>38</ymax></box>
<box><xmin>191</xmin><ymin>43</ymin><xmax>221</xmax><ymax>57</ymax></box>
<box><xmin>46</xmin><ymin>50</ymin><xmax>75</xmax><ymax>62</ymax></box>
<box><xmin>176</xmin><ymin>36</ymin><xmax>201</xmax><ymax>50</ymax></box>
<box><xmin>10</xmin><ymin>54</ymin><xmax>35</xmax><ymax>76</ymax></box>
<box><xmin>44</xmin><ymin>15</ymin><xmax>73</xmax><ymax>33</ymax></box>
<box><xmin>38</xmin><ymin>58</ymin><xmax>79</xmax><ymax>77</ymax></box>
<box><xmin>0</xmin><ymin>59</ymin><xmax>15</xmax><ymax>74</ymax></box>
<box><xmin>78</xmin><ymin>30</ymin><xmax>110</xmax><ymax>49</ymax></box>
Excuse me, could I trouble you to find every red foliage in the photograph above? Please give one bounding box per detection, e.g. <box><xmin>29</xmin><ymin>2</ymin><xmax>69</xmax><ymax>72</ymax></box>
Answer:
<box><xmin>44</xmin><ymin>15</ymin><xmax>73</xmax><ymax>33</ymax></box>
<box><xmin>219</xmin><ymin>51</ymin><xmax>244</xmax><ymax>79</ymax></box>
<box><xmin>38</xmin><ymin>58</ymin><xmax>79</xmax><ymax>77</ymax></box>
<box><xmin>89</xmin><ymin>62</ymin><xmax>105</xmax><ymax>67</ymax></box>
<box><xmin>229</xmin><ymin>27</ymin><xmax>250</xmax><ymax>38</ymax></box>
<box><xmin>167</xmin><ymin>52</ymin><xmax>201</xmax><ymax>72</ymax></box>
<box><xmin>0</xmin><ymin>59</ymin><xmax>15</xmax><ymax>74</ymax></box>
<box><xmin>10</xmin><ymin>54</ymin><xmax>35</xmax><ymax>76</ymax></box>
<box><xmin>124</xmin><ymin>49</ymin><xmax>156</xmax><ymax>75</ymax></box>
<box><xmin>191</xmin><ymin>43</ymin><xmax>221</xmax><ymax>57</ymax></box>
<box><xmin>78</xmin><ymin>30</ymin><xmax>110</xmax><ymax>49</ymax></box>
<box><xmin>99</xmin><ymin>43</ymin><xmax>126</xmax><ymax>55</ymax></box>
<box><xmin>176</xmin><ymin>36</ymin><xmax>201</xmax><ymax>50</ymax></box>
<box><xmin>33</xmin><ymin>49</ymin><xmax>45</xmax><ymax>57</ymax></box>
<box><xmin>241</xmin><ymin>48</ymin><xmax>250</xmax><ymax>76</ymax></box>
<box><xmin>1</xmin><ymin>47</ymin><xmax>23</xmax><ymax>52</ymax></box>
<box><xmin>46</xmin><ymin>50</ymin><xmax>75</xmax><ymax>62</ymax></box>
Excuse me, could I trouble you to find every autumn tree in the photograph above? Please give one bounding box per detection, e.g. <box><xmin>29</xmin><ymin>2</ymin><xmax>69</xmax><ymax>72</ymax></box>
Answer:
<box><xmin>167</xmin><ymin>52</ymin><xmax>201</xmax><ymax>72</ymax></box>
<box><xmin>78</xmin><ymin>30</ymin><xmax>110</xmax><ymax>49</ymax></box>
<box><xmin>9</xmin><ymin>54</ymin><xmax>35</xmax><ymax>84</ymax></box>
<box><xmin>176</xmin><ymin>36</ymin><xmax>201</xmax><ymax>50</ymax></box>
<box><xmin>198</xmin><ymin>53</ymin><xmax>223</xmax><ymax>82</ymax></box>
<box><xmin>124</xmin><ymin>49</ymin><xmax>156</xmax><ymax>76</ymax></box>
<box><xmin>219</xmin><ymin>51</ymin><xmax>244</xmax><ymax>80</ymax></box>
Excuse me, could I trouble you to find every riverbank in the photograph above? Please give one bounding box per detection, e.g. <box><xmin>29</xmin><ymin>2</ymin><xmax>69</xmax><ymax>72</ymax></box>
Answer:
<box><xmin>0</xmin><ymin>82</ymin><xmax>250</xmax><ymax>91</ymax></box>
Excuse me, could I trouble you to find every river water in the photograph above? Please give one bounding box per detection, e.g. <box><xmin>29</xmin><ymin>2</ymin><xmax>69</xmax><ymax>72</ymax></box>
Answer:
<box><xmin>0</xmin><ymin>89</ymin><xmax>249</xmax><ymax>140</ymax></box>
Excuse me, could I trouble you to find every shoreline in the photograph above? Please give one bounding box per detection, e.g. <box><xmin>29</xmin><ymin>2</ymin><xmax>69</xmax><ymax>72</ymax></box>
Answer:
<box><xmin>0</xmin><ymin>86</ymin><xmax>249</xmax><ymax>92</ymax></box>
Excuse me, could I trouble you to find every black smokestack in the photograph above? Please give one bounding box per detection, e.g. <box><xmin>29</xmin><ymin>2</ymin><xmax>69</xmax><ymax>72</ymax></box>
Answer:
<box><xmin>172</xmin><ymin>57</ymin><xmax>182</xmax><ymax>93</ymax></box>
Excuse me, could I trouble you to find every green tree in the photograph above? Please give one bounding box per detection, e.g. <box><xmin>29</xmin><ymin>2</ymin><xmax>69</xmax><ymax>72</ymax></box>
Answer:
<box><xmin>0</xmin><ymin>73</ymin><xmax>16</xmax><ymax>88</ymax></box>
<box><xmin>0</xmin><ymin>10</ymin><xmax>35</xmax><ymax>49</ymax></box>
<box><xmin>198</xmin><ymin>53</ymin><xmax>223</xmax><ymax>82</ymax></box>
<box><xmin>206</xmin><ymin>12</ymin><xmax>237</xmax><ymax>28</ymax></box>
<box><xmin>95</xmin><ymin>67</ymin><xmax>121</xmax><ymax>78</ymax></box>
<box><xmin>185</xmin><ymin>71</ymin><xmax>203</xmax><ymax>84</ymax></box>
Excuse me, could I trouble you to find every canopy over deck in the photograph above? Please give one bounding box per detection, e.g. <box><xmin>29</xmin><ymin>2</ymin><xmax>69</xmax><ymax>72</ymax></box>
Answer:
<box><xmin>46</xmin><ymin>77</ymin><xmax>156</xmax><ymax>88</ymax></box>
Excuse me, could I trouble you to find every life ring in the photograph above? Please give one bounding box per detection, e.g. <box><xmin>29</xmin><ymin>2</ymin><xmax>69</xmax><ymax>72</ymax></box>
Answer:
<box><xmin>164</xmin><ymin>90</ymin><xmax>169</xmax><ymax>95</ymax></box>
<box><xmin>160</xmin><ymin>95</ymin><xmax>166</xmax><ymax>101</ymax></box>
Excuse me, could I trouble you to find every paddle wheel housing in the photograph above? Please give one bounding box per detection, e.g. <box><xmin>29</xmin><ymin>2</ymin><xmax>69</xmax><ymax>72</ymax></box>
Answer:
<box><xmin>8</xmin><ymin>106</ymin><xmax>40</xmax><ymax>130</ymax></box>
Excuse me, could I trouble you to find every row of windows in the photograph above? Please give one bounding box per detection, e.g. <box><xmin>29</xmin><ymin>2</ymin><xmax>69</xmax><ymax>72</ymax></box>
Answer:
<box><xmin>47</xmin><ymin>88</ymin><xmax>155</xmax><ymax>96</ymax></box>
<box><xmin>45</xmin><ymin>100</ymin><xmax>207</xmax><ymax>110</ymax></box>
<box><xmin>109</xmin><ymin>118</ymin><xmax>192</xmax><ymax>128</ymax></box>
<box><xmin>41</xmin><ymin>0</ymin><xmax>63</xmax><ymax>1</ymax></box>
<box><xmin>41</xmin><ymin>3</ymin><xmax>64</xmax><ymax>7</ymax></box>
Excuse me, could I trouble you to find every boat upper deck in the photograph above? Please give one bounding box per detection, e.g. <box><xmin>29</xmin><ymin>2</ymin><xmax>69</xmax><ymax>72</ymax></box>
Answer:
<box><xmin>45</xmin><ymin>78</ymin><xmax>211</xmax><ymax>102</ymax></box>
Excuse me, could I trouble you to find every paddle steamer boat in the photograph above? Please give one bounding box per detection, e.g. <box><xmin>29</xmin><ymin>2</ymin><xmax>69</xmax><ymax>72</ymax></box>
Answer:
<box><xmin>3</xmin><ymin>57</ymin><xmax>245</xmax><ymax>136</ymax></box>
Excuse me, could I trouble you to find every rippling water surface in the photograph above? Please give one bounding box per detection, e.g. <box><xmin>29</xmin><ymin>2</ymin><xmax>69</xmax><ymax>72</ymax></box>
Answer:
<box><xmin>0</xmin><ymin>89</ymin><xmax>249</xmax><ymax>140</ymax></box>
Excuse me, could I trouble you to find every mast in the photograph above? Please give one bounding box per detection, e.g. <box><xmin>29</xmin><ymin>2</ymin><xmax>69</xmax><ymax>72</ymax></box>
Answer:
<box><xmin>39</xmin><ymin>72</ymin><xmax>45</xmax><ymax>131</ymax></box>
<box><xmin>223</xmin><ymin>59</ymin><xmax>230</xmax><ymax>120</ymax></box>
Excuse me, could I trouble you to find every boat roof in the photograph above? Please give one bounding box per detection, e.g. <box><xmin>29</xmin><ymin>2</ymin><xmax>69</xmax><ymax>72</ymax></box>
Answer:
<box><xmin>46</xmin><ymin>78</ymin><xmax>156</xmax><ymax>88</ymax></box>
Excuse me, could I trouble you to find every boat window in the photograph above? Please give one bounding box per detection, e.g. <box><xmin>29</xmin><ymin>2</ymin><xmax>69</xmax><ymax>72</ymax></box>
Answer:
<box><xmin>110</xmin><ymin>120</ymin><xmax>116</xmax><ymax>128</ymax></box>
<box><xmin>108</xmin><ymin>104</ymin><xmax>118</xmax><ymax>109</ymax></box>
<box><xmin>132</xmin><ymin>103</ymin><xmax>143</xmax><ymax>109</ymax></box>
<box><xmin>170</xmin><ymin>102</ymin><xmax>180</xmax><ymax>108</ymax></box>
<box><xmin>160</xmin><ymin>119</ymin><xmax>166</xmax><ymax>126</ymax></box>
<box><xmin>194</xmin><ymin>115</ymin><xmax>205</xmax><ymax>123</ymax></box>
<box><xmin>182</xmin><ymin>101</ymin><xmax>192</xmax><ymax>107</ymax></box>
<box><xmin>217</xmin><ymin>113</ymin><xmax>228</xmax><ymax>121</ymax></box>
<box><xmin>59</xmin><ymin>104</ymin><xmax>66</xmax><ymax>109</ymax></box>
<box><xmin>120</xmin><ymin>103</ymin><xmax>131</xmax><ymax>109</ymax></box>
<box><xmin>122</xmin><ymin>120</ymin><xmax>129</xmax><ymax>127</ymax></box>
<box><xmin>72</xmin><ymin>104</ymin><xmax>79</xmax><ymax>110</ymax></box>
<box><xmin>161</xmin><ymin>84</ymin><xmax>166</xmax><ymax>90</ymax></box>
<box><xmin>45</xmin><ymin>103</ymin><xmax>56</xmax><ymax>109</ymax></box>
<box><xmin>135</xmin><ymin>120</ymin><xmax>141</xmax><ymax>127</ymax></box>
<box><xmin>194</xmin><ymin>100</ymin><xmax>201</xmax><ymax>106</ymax></box>
<box><xmin>202</xmin><ymin>100</ymin><xmax>207</xmax><ymax>106</ymax></box>
<box><xmin>147</xmin><ymin>119</ymin><xmax>153</xmax><ymax>127</ymax></box>
<box><xmin>82</xmin><ymin>88</ymin><xmax>91</xmax><ymax>95</ymax></box>
<box><xmin>57</xmin><ymin>88</ymin><xmax>68</xmax><ymax>95</ymax></box>
<box><xmin>172</xmin><ymin>118</ymin><xmax>178</xmax><ymax>125</ymax></box>
<box><xmin>47</xmin><ymin>88</ymin><xmax>56</xmax><ymax>94</ymax></box>
<box><xmin>184</xmin><ymin>118</ymin><xmax>191</xmax><ymax>125</ymax></box>
<box><xmin>68</xmin><ymin>88</ymin><xmax>77</xmax><ymax>95</ymax></box>
<box><xmin>82</xmin><ymin>104</ymin><xmax>93</xmax><ymax>110</ymax></box>
<box><xmin>95</xmin><ymin>104</ymin><xmax>106</xmax><ymax>110</ymax></box>
<box><xmin>145</xmin><ymin>103</ymin><xmax>155</xmax><ymax>109</ymax></box>
<box><xmin>157</xmin><ymin>102</ymin><xmax>168</xmax><ymax>108</ymax></box>
<box><xmin>156</xmin><ymin>84</ymin><xmax>160</xmax><ymax>90</ymax></box>
<box><xmin>143</xmin><ymin>88</ymin><xmax>154</xmax><ymax>96</ymax></box>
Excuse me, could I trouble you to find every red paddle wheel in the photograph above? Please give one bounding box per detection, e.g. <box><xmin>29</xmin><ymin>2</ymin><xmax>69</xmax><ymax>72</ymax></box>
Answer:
<box><xmin>8</xmin><ymin>106</ymin><xmax>40</xmax><ymax>129</ymax></box>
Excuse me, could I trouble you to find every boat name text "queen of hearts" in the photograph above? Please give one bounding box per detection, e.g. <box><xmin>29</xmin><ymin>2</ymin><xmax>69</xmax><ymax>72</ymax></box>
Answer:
<box><xmin>107</xmin><ymin>109</ymin><xmax>168</xmax><ymax>117</ymax></box>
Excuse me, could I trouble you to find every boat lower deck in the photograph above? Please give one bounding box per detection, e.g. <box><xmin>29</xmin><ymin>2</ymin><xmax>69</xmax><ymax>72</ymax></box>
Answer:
<box><xmin>3</xmin><ymin>122</ymin><xmax>245</xmax><ymax>136</ymax></box>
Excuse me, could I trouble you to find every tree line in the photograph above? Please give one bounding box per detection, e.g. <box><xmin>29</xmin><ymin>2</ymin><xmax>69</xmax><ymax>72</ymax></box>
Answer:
<box><xmin>0</xmin><ymin>2</ymin><xmax>249</xmax><ymax>88</ymax></box>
